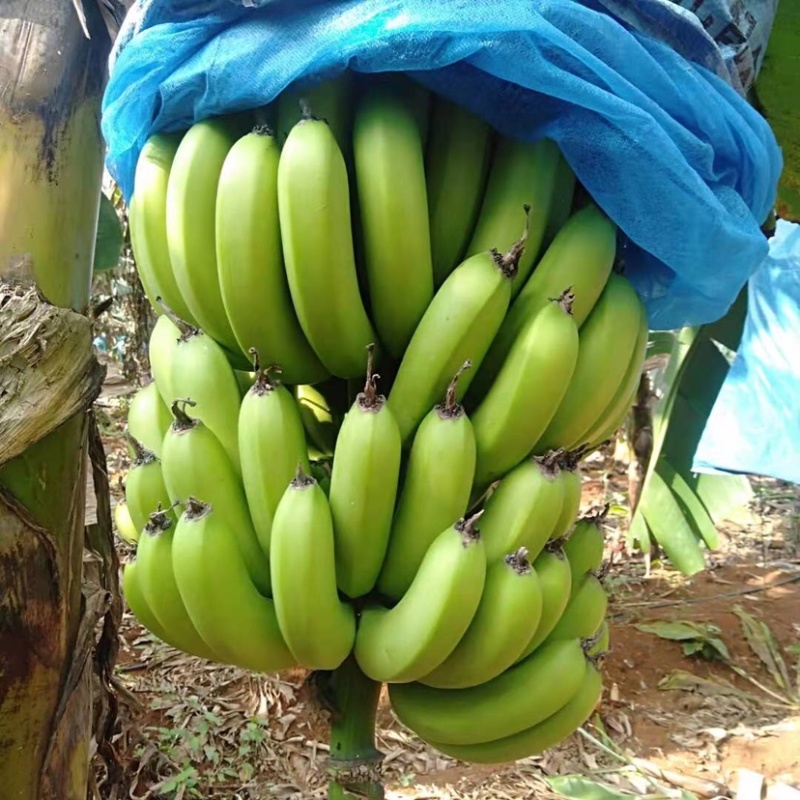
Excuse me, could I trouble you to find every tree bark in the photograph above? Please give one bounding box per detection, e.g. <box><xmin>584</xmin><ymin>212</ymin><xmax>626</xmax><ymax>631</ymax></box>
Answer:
<box><xmin>0</xmin><ymin>3</ymin><xmax>118</xmax><ymax>798</ymax></box>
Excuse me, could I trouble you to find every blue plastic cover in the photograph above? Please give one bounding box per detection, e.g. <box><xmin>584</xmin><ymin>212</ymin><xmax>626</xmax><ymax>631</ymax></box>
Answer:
<box><xmin>101</xmin><ymin>0</ymin><xmax>782</xmax><ymax>332</ymax></box>
<box><xmin>693</xmin><ymin>219</ymin><xmax>800</xmax><ymax>485</ymax></box>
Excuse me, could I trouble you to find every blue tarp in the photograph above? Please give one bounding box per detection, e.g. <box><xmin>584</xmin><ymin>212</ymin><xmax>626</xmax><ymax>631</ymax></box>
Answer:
<box><xmin>101</xmin><ymin>0</ymin><xmax>782</xmax><ymax>333</ymax></box>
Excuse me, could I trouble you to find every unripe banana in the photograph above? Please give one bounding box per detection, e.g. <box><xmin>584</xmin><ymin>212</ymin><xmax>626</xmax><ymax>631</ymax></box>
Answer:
<box><xmin>478</xmin><ymin>453</ymin><xmax>567</xmax><ymax>564</ymax></box>
<box><xmin>135</xmin><ymin>510</ymin><xmax>219</xmax><ymax>661</ymax></box>
<box><xmin>419</xmin><ymin>548</ymin><xmax>543</xmax><ymax>689</ymax></box>
<box><xmin>235</xmin><ymin>370</ymin><xmax>256</xmax><ymax>397</ymax></box>
<box><xmin>563</xmin><ymin>508</ymin><xmax>607</xmax><ymax>581</ymax></box>
<box><xmin>353</xmin><ymin>84</ymin><xmax>434</xmax><ymax>357</ymax></box>
<box><xmin>294</xmin><ymin>383</ymin><xmax>340</xmax><ymax>458</ymax></box>
<box><xmin>586</xmin><ymin>381</ymin><xmax>639</xmax><ymax>450</ymax></box>
<box><xmin>239</xmin><ymin>360</ymin><xmax>310</xmax><ymax>559</ymax></box>
<box><xmin>425</xmin><ymin>97</ymin><xmax>492</xmax><ymax>287</ymax></box>
<box><xmin>127</xmin><ymin>381</ymin><xmax>171</xmax><ymax>458</ymax></box>
<box><xmin>427</xmin><ymin>662</ymin><xmax>602</xmax><ymax>763</ymax></box>
<box><xmin>130</xmin><ymin>132</ymin><xmax>197</xmax><ymax>324</ymax></box>
<box><xmin>389</xmin><ymin>638</ymin><xmax>587</xmax><ymax>746</ymax></box>
<box><xmin>587</xmin><ymin>621</ymin><xmax>611</xmax><ymax>657</ymax></box>
<box><xmin>278</xmin><ymin>114</ymin><xmax>377</xmax><ymax>378</ymax></box>
<box><xmin>114</xmin><ymin>501</ymin><xmax>139</xmax><ymax>545</ymax></box>
<box><xmin>549</xmin><ymin>453</ymin><xmax>583</xmax><ymax>541</ymax></box>
<box><xmin>471</xmin><ymin>291</ymin><xmax>579</xmax><ymax>489</ymax></box>
<box><xmin>534</xmin><ymin>274</ymin><xmax>644</xmax><ymax>453</ymax></box>
<box><xmin>329</xmin><ymin>346</ymin><xmax>402</xmax><ymax>598</ymax></box>
<box><xmin>388</xmin><ymin>214</ymin><xmax>529</xmax><ymax>444</ymax></box>
<box><xmin>166</xmin><ymin>118</ymin><xmax>245</xmax><ymax>361</ymax></box>
<box><xmin>466</xmin><ymin>137</ymin><xmax>562</xmax><ymax>296</ymax></box>
<box><xmin>148</xmin><ymin>314</ymin><xmax>181</xmax><ymax>408</ymax></box>
<box><xmin>542</xmin><ymin>155</ymin><xmax>577</xmax><ymax>249</ymax></box>
<box><xmin>354</xmin><ymin>512</ymin><xmax>486</xmax><ymax>684</ymax></box>
<box><xmin>161</xmin><ymin>402</ymin><xmax>271</xmax><ymax>596</ymax></box>
<box><xmin>216</xmin><ymin>128</ymin><xmax>329</xmax><ymax>385</ymax></box>
<box><xmin>172</xmin><ymin>498</ymin><xmax>295</xmax><ymax>672</ymax></box>
<box><xmin>124</xmin><ymin>437</ymin><xmax>172</xmax><ymax>533</ymax></box>
<box><xmin>270</xmin><ymin>470</ymin><xmax>356</xmax><ymax>669</ymax></box>
<box><xmin>518</xmin><ymin>546</ymin><xmax>572</xmax><ymax>659</ymax></box>
<box><xmin>122</xmin><ymin>559</ymin><xmax>171</xmax><ymax>643</ymax></box>
<box><xmin>168</xmin><ymin>321</ymin><xmax>243</xmax><ymax>476</ymax></box>
<box><xmin>378</xmin><ymin>363</ymin><xmax>476</xmax><ymax>599</ymax></box>
<box><xmin>547</xmin><ymin>574</ymin><xmax>608</xmax><ymax>642</ymax></box>
<box><xmin>474</xmin><ymin>204</ymin><xmax>616</xmax><ymax>395</ymax></box>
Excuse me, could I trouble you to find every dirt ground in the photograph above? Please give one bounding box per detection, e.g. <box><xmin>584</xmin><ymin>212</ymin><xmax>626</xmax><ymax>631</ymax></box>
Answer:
<box><xmin>94</xmin><ymin>366</ymin><xmax>800</xmax><ymax>800</ymax></box>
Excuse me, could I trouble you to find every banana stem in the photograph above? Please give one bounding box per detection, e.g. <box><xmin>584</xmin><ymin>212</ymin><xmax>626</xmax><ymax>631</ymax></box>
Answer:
<box><xmin>326</xmin><ymin>657</ymin><xmax>384</xmax><ymax>800</ymax></box>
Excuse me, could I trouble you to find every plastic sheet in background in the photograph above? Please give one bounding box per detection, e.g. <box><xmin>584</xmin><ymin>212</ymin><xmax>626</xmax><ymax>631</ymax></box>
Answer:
<box><xmin>692</xmin><ymin>220</ymin><xmax>800</xmax><ymax>485</ymax></box>
<box><xmin>101</xmin><ymin>0</ymin><xmax>782</xmax><ymax>334</ymax></box>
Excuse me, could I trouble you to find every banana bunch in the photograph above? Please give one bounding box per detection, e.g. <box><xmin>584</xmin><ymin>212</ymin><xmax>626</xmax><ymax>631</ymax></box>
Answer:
<box><xmin>120</xmin><ymin>69</ymin><xmax>652</xmax><ymax>767</ymax></box>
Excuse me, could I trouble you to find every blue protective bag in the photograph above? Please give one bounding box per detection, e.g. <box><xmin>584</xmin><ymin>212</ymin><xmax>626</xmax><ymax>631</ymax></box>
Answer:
<box><xmin>693</xmin><ymin>220</ymin><xmax>800</xmax><ymax>485</ymax></box>
<box><xmin>101</xmin><ymin>0</ymin><xmax>782</xmax><ymax>332</ymax></box>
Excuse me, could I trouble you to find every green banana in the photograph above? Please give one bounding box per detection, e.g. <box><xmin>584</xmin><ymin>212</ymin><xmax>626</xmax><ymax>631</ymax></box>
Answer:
<box><xmin>587</xmin><ymin>621</ymin><xmax>611</xmax><ymax>657</ymax></box>
<box><xmin>547</xmin><ymin>574</ymin><xmax>608</xmax><ymax>642</ymax></box>
<box><xmin>387</xmin><ymin>213</ymin><xmax>530</xmax><ymax>444</ymax></box>
<box><xmin>466</xmin><ymin>137</ymin><xmax>562</xmax><ymax>296</ymax></box>
<box><xmin>276</xmin><ymin>72</ymin><xmax>354</xmax><ymax>152</ymax></box>
<box><xmin>587</xmin><ymin>381</ymin><xmax>639</xmax><ymax>450</ymax></box>
<box><xmin>148</xmin><ymin>314</ymin><xmax>181</xmax><ymax>409</ymax></box>
<box><xmin>518</xmin><ymin>546</ymin><xmax>573</xmax><ymax>659</ymax></box>
<box><xmin>354</xmin><ymin>512</ymin><xmax>486</xmax><ymax>684</ymax></box>
<box><xmin>389</xmin><ymin>638</ymin><xmax>587</xmax><ymax>745</ymax></box>
<box><xmin>216</xmin><ymin>127</ymin><xmax>329</xmax><ymax>385</ymax></box>
<box><xmin>122</xmin><ymin>559</ymin><xmax>171</xmax><ymax>643</ymax></box>
<box><xmin>563</xmin><ymin>508</ymin><xmax>607</xmax><ymax>580</ymax></box>
<box><xmin>239</xmin><ymin>359</ymin><xmax>310</xmax><ymax>559</ymax></box>
<box><xmin>471</xmin><ymin>290</ymin><xmax>579</xmax><ymax>489</ymax></box>
<box><xmin>425</xmin><ymin>97</ymin><xmax>492</xmax><ymax>287</ymax></box>
<box><xmin>135</xmin><ymin>510</ymin><xmax>219</xmax><ymax>661</ymax></box>
<box><xmin>114</xmin><ymin>501</ymin><xmax>140</xmax><ymax>545</ymax></box>
<box><xmin>270</xmin><ymin>470</ymin><xmax>356</xmax><ymax>669</ymax></box>
<box><xmin>542</xmin><ymin>154</ymin><xmax>577</xmax><ymax>249</ymax></box>
<box><xmin>172</xmin><ymin>498</ymin><xmax>296</xmax><ymax>672</ymax></box>
<box><xmin>473</xmin><ymin>204</ymin><xmax>616</xmax><ymax>396</ymax></box>
<box><xmin>419</xmin><ymin>547</ymin><xmax>543</xmax><ymax>689</ymax></box>
<box><xmin>169</xmin><ymin>320</ymin><xmax>243</xmax><ymax>477</ymax></box>
<box><xmin>478</xmin><ymin>452</ymin><xmax>567</xmax><ymax>564</ymax></box>
<box><xmin>534</xmin><ymin>274</ymin><xmax>644</xmax><ymax>453</ymax></box>
<box><xmin>277</xmin><ymin>113</ymin><xmax>377</xmax><ymax>378</ymax></box>
<box><xmin>294</xmin><ymin>383</ymin><xmax>340</xmax><ymax>458</ymax></box>
<box><xmin>127</xmin><ymin>381</ymin><xmax>171</xmax><ymax>458</ymax></box>
<box><xmin>329</xmin><ymin>346</ymin><xmax>402</xmax><ymax>598</ymax></box>
<box><xmin>353</xmin><ymin>82</ymin><xmax>434</xmax><ymax>357</ymax></box>
<box><xmin>378</xmin><ymin>362</ymin><xmax>476</xmax><ymax>599</ymax></box>
<box><xmin>161</xmin><ymin>402</ymin><xmax>271</xmax><ymax>596</ymax></box>
<box><xmin>166</xmin><ymin>117</ymin><xmax>245</xmax><ymax>360</ymax></box>
<box><xmin>549</xmin><ymin>453</ymin><xmax>583</xmax><ymax>541</ymax></box>
<box><xmin>235</xmin><ymin>370</ymin><xmax>256</xmax><ymax>397</ymax></box>
<box><xmin>427</xmin><ymin>662</ymin><xmax>602</xmax><ymax>763</ymax></box>
<box><xmin>129</xmin><ymin>132</ymin><xmax>197</xmax><ymax>324</ymax></box>
<box><xmin>124</xmin><ymin>437</ymin><xmax>172</xmax><ymax>533</ymax></box>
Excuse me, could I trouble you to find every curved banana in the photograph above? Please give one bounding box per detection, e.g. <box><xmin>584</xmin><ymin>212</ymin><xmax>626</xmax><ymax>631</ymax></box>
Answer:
<box><xmin>427</xmin><ymin>662</ymin><xmax>602</xmax><ymax>763</ymax></box>
<box><xmin>161</xmin><ymin>402</ymin><xmax>271</xmax><ymax>596</ymax></box>
<box><xmin>534</xmin><ymin>274</ymin><xmax>644</xmax><ymax>453</ymax></box>
<box><xmin>471</xmin><ymin>291</ymin><xmax>579</xmax><ymax>489</ymax></box>
<box><xmin>378</xmin><ymin>363</ymin><xmax>476</xmax><ymax>599</ymax></box>
<box><xmin>419</xmin><ymin>548</ymin><xmax>543</xmax><ymax>689</ymax></box>
<box><xmin>517</xmin><ymin>546</ymin><xmax>573</xmax><ymax>659</ymax></box>
<box><xmin>270</xmin><ymin>470</ymin><xmax>356</xmax><ymax>669</ymax></box>
<box><xmin>169</xmin><ymin>323</ymin><xmax>243</xmax><ymax>477</ymax></box>
<box><xmin>127</xmin><ymin>381</ymin><xmax>171</xmax><ymax>458</ymax></box>
<box><xmin>329</xmin><ymin>347</ymin><xmax>402</xmax><ymax>598</ymax></box>
<box><xmin>563</xmin><ymin>508</ymin><xmax>607</xmax><ymax>580</ymax></box>
<box><xmin>542</xmin><ymin>155</ymin><xmax>577</xmax><ymax>249</ymax></box>
<box><xmin>172</xmin><ymin>498</ymin><xmax>296</xmax><ymax>672</ymax></box>
<box><xmin>148</xmin><ymin>314</ymin><xmax>181</xmax><ymax>408</ymax></box>
<box><xmin>135</xmin><ymin>510</ymin><xmax>219</xmax><ymax>660</ymax></box>
<box><xmin>587</xmin><ymin>621</ymin><xmax>611</xmax><ymax>657</ymax></box>
<box><xmin>547</xmin><ymin>574</ymin><xmax>608</xmax><ymax>641</ymax></box>
<box><xmin>278</xmin><ymin>114</ymin><xmax>377</xmax><ymax>378</ymax></box>
<box><xmin>122</xmin><ymin>559</ymin><xmax>171</xmax><ymax>643</ymax></box>
<box><xmin>389</xmin><ymin>638</ymin><xmax>587</xmax><ymax>746</ymax></box>
<box><xmin>130</xmin><ymin>132</ymin><xmax>197</xmax><ymax>324</ymax></box>
<box><xmin>354</xmin><ymin>513</ymin><xmax>486</xmax><ymax>684</ymax></box>
<box><xmin>426</xmin><ymin>98</ymin><xmax>492</xmax><ymax>287</ymax></box>
<box><xmin>166</xmin><ymin>118</ymin><xmax>246</xmax><ymax>361</ymax></box>
<box><xmin>216</xmin><ymin>127</ymin><xmax>329</xmax><ymax>385</ymax></box>
<box><xmin>124</xmin><ymin>437</ymin><xmax>172</xmax><ymax>533</ymax></box>
<box><xmin>353</xmin><ymin>83</ymin><xmax>434</xmax><ymax>357</ymax></box>
<box><xmin>114</xmin><ymin>501</ymin><xmax>140</xmax><ymax>545</ymax></box>
<box><xmin>466</xmin><ymin>137</ymin><xmax>562</xmax><ymax>296</ymax></box>
<box><xmin>388</xmin><ymin>214</ymin><xmax>529</xmax><ymax>444</ymax></box>
<box><xmin>239</xmin><ymin>360</ymin><xmax>310</xmax><ymax>559</ymax></box>
<box><xmin>586</xmin><ymin>381</ymin><xmax>639</xmax><ymax>450</ymax></box>
<box><xmin>294</xmin><ymin>382</ymin><xmax>340</xmax><ymax>458</ymax></box>
<box><xmin>473</xmin><ymin>204</ymin><xmax>616</xmax><ymax>395</ymax></box>
<box><xmin>549</xmin><ymin>454</ymin><xmax>583</xmax><ymax>541</ymax></box>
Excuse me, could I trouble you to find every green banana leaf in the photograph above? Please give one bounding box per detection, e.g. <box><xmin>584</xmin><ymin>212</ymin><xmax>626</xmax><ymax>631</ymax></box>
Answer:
<box><xmin>93</xmin><ymin>191</ymin><xmax>123</xmax><ymax>272</ymax></box>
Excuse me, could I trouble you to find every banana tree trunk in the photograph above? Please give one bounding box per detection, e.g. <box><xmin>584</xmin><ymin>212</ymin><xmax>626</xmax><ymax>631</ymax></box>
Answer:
<box><xmin>0</xmin><ymin>3</ymin><xmax>118</xmax><ymax>798</ymax></box>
